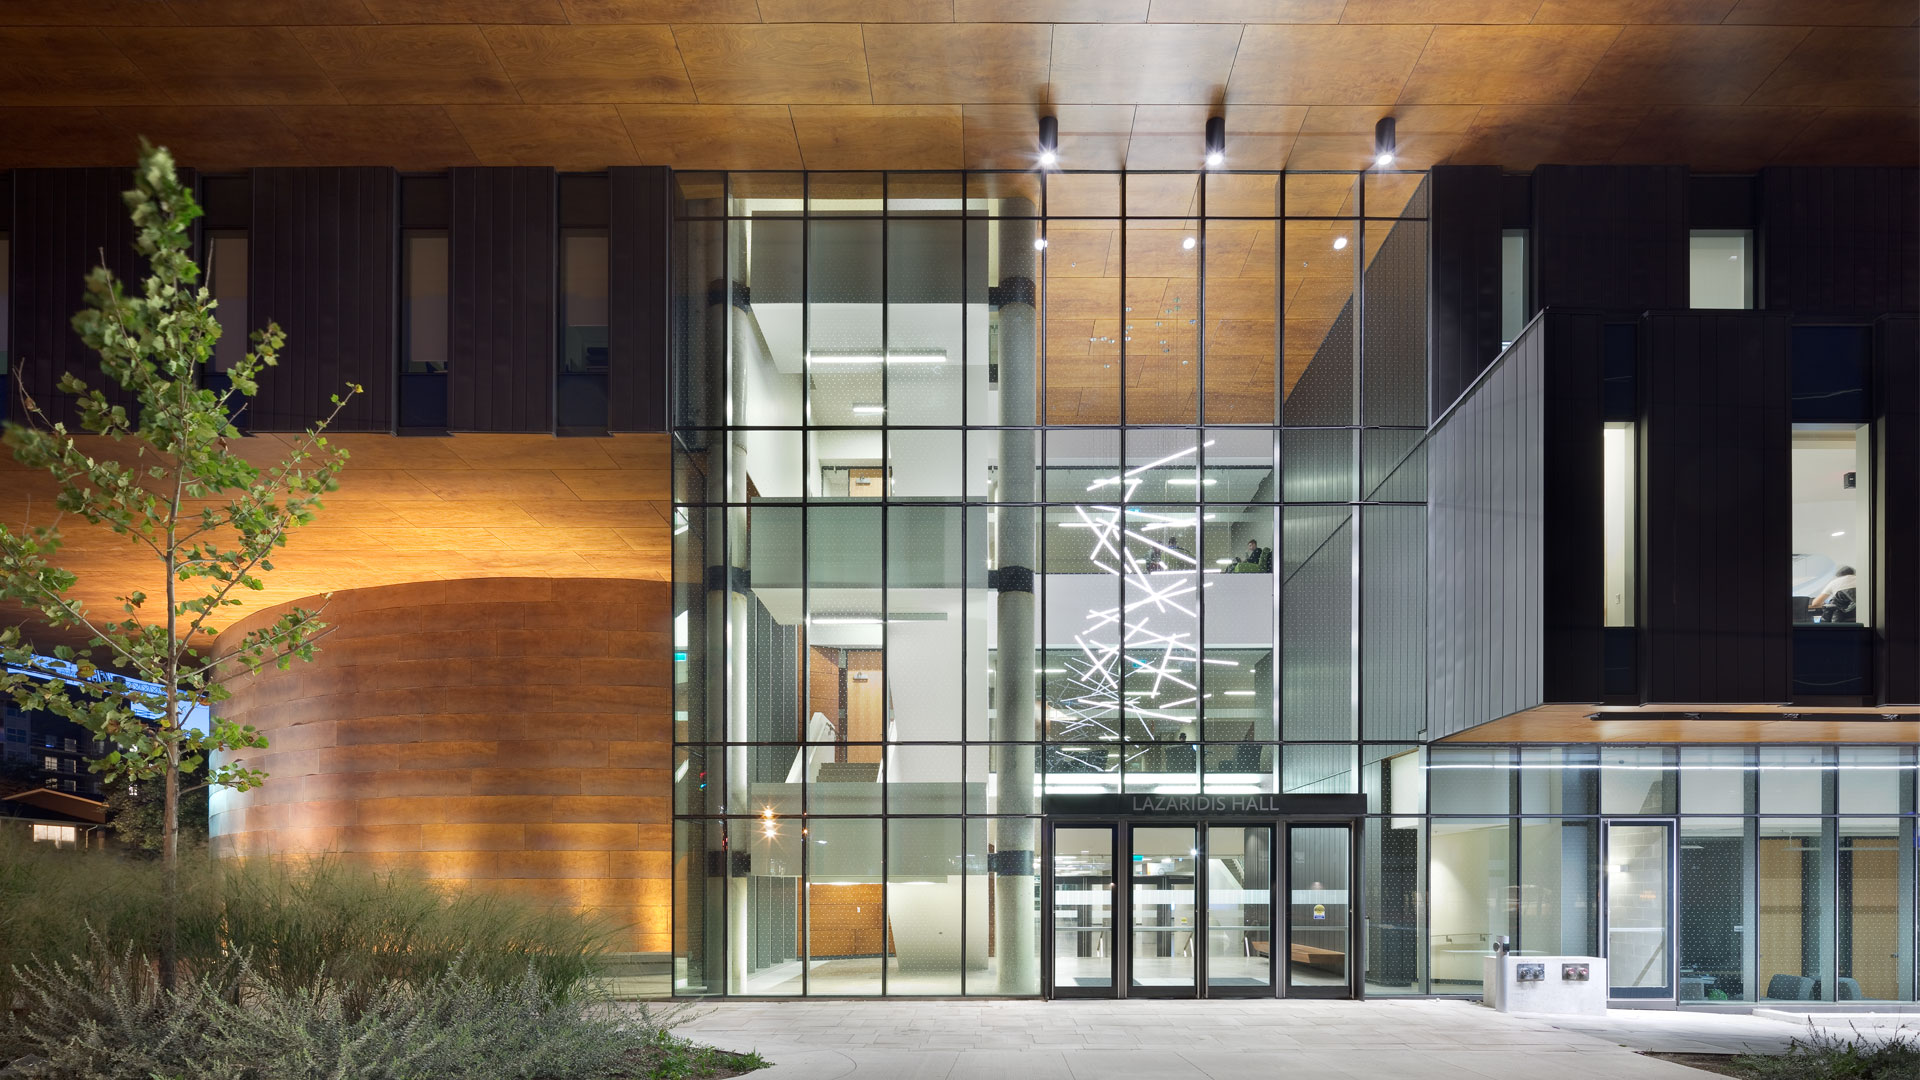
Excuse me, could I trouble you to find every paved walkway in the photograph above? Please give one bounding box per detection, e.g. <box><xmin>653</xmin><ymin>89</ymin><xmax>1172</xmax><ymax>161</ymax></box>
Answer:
<box><xmin>661</xmin><ymin>997</ymin><xmax>1881</xmax><ymax>1079</ymax></box>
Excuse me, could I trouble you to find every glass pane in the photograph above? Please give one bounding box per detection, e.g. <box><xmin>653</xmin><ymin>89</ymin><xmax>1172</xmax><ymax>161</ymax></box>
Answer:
<box><xmin>1607</xmin><ymin>823</ymin><xmax>1672</xmax><ymax>995</ymax></box>
<box><xmin>1288</xmin><ymin>824</ymin><xmax>1350</xmax><ymax>990</ymax></box>
<box><xmin>207</xmin><ymin>235</ymin><xmax>248</xmax><ymax>372</ymax></box>
<box><xmin>807</xmin><ymin>219</ymin><xmax>883</xmax><ymax>429</ymax></box>
<box><xmin>1130</xmin><ymin>826</ymin><xmax>1196</xmax><ymax>989</ymax></box>
<box><xmin>1518</xmin><ymin>746</ymin><xmax>1597</xmax><ymax>815</ymax></box>
<box><xmin>1364</xmin><ymin>815</ymin><xmax>1425</xmax><ymax>994</ymax></box>
<box><xmin>1500</xmin><ymin>230</ymin><xmax>1527</xmax><ymax>348</ymax></box>
<box><xmin>735</xmin><ymin>816</ymin><xmax>803</xmax><ymax>995</ymax></box>
<box><xmin>1429</xmin><ymin>819</ymin><xmax>1510</xmax><ymax>993</ymax></box>
<box><xmin>1681</xmin><ymin>818</ymin><xmax>1754</xmax><ymax>1002</ymax></box>
<box><xmin>806</xmin><ymin>818</ymin><xmax>883</xmax><ymax>994</ymax></box>
<box><xmin>1281</xmin><ymin>506</ymin><xmax>1353</xmax><ymax>741</ymax></box>
<box><xmin>1837</xmin><ymin>818</ymin><xmax>1904</xmax><ymax>1001</ymax></box>
<box><xmin>1520</xmin><ymin>819</ymin><xmax>1597</xmax><ymax>957</ymax></box>
<box><xmin>560</xmin><ymin>232</ymin><xmax>608</xmax><ymax>373</ymax></box>
<box><xmin>972</xmin><ymin>818</ymin><xmax>1039</xmax><ymax>995</ymax></box>
<box><xmin>1758</xmin><ymin>819</ymin><xmax>1832</xmax><ymax>1000</ymax></box>
<box><xmin>1044</xmin><ymin>219</ymin><xmax>1121</xmax><ymax>424</ymax></box>
<box><xmin>1361</xmin><ymin>217</ymin><xmax>1426</xmax><ymax>427</ymax></box>
<box><xmin>1600</xmin><ymin>746</ymin><xmax>1676</xmax><ymax>815</ymax></box>
<box><xmin>887</xmin><ymin>818</ymin><xmax>964</xmax><ymax>995</ymax></box>
<box><xmin>886</xmin><ymin>217</ymin><xmax>966</xmax><ymax>425</ymax></box>
<box><xmin>1123</xmin><ymin>220</ymin><xmax>1198</xmax><ymax>424</ymax></box>
<box><xmin>886</xmin><ymin>506</ymin><xmax>964</xmax><ymax>743</ymax></box>
<box><xmin>1207</xmin><ymin>825</ymin><xmax>1272</xmax><ymax>988</ymax></box>
<box><xmin>1689</xmin><ymin>230</ymin><xmax>1752</xmax><ymax>309</ymax></box>
<box><xmin>672</xmin><ymin>818</ymin><xmax>726</xmax><ymax>996</ymax></box>
<box><xmin>1793</xmin><ymin>424</ymin><xmax>1870</xmax><ymax>626</ymax></box>
<box><xmin>1361</xmin><ymin>505</ymin><xmax>1425</xmax><ymax>742</ymax></box>
<box><xmin>1835</xmin><ymin>747</ymin><xmax>1906</xmax><ymax>815</ymax></box>
<box><xmin>1430</xmin><ymin>747</ymin><xmax>1511</xmax><ymax>815</ymax></box>
<box><xmin>1680</xmin><ymin>746</ymin><xmax>1751</xmax><ymax>815</ymax></box>
<box><xmin>1052</xmin><ymin>826</ymin><xmax>1114</xmax><ymax>990</ymax></box>
<box><xmin>401</xmin><ymin>232</ymin><xmax>448</xmax><ymax>373</ymax></box>
<box><xmin>1281</xmin><ymin>217</ymin><xmax>1356</xmax><ymax>426</ymax></box>
<box><xmin>1202</xmin><ymin>219</ymin><xmax>1277</xmax><ymax>424</ymax></box>
<box><xmin>1759</xmin><ymin>746</ymin><xmax>1829</xmax><ymax>815</ymax></box>
<box><xmin>1602</xmin><ymin>422</ymin><xmax>1637</xmax><ymax>626</ymax></box>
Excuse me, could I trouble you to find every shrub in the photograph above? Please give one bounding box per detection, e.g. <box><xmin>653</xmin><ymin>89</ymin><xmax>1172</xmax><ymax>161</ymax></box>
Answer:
<box><xmin>5</xmin><ymin>943</ymin><xmax>721</xmax><ymax>1080</ymax></box>
<box><xmin>1729</xmin><ymin>1025</ymin><xmax>1920</xmax><ymax>1080</ymax></box>
<box><xmin>0</xmin><ymin>838</ymin><xmax>613</xmax><ymax>1019</ymax></box>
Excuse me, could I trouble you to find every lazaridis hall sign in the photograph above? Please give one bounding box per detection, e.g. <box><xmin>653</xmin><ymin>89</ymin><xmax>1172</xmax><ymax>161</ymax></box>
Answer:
<box><xmin>1043</xmin><ymin>793</ymin><xmax>1367</xmax><ymax>817</ymax></box>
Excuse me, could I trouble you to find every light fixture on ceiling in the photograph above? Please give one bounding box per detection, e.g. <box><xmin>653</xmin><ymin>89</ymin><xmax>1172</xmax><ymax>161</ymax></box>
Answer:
<box><xmin>807</xmin><ymin>350</ymin><xmax>947</xmax><ymax>365</ymax></box>
<box><xmin>1038</xmin><ymin>114</ymin><xmax>1059</xmax><ymax>169</ymax></box>
<box><xmin>1034</xmin><ymin>237</ymin><xmax>1049</xmax><ymax>251</ymax></box>
<box><xmin>1182</xmin><ymin>236</ymin><xmax>1197</xmax><ymax>250</ymax></box>
<box><xmin>1204</xmin><ymin>115</ymin><xmax>1225</xmax><ymax>169</ymax></box>
<box><xmin>1332</xmin><ymin>235</ymin><xmax>1349</xmax><ymax>251</ymax></box>
<box><xmin>1831</xmin><ymin>530</ymin><xmax>1846</xmax><ymax>537</ymax></box>
<box><xmin>1374</xmin><ymin>116</ymin><xmax>1396</xmax><ymax>168</ymax></box>
<box><xmin>852</xmin><ymin>405</ymin><xmax>886</xmax><ymax>415</ymax></box>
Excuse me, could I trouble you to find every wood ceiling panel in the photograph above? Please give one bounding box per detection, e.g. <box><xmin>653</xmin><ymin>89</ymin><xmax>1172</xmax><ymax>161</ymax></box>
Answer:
<box><xmin>1147</xmin><ymin>0</ymin><xmax>1341</xmax><ymax>21</ymax></box>
<box><xmin>481</xmin><ymin>25</ymin><xmax>694</xmax><ymax>104</ymax></box>
<box><xmin>672</xmin><ymin>24</ymin><xmax>873</xmax><ymax>106</ymax></box>
<box><xmin>163</xmin><ymin>1</ymin><xmax>377</xmax><ymax>25</ymax></box>
<box><xmin>1450</xmin><ymin>104</ymin><xmax>1652</xmax><ymax>167</ymax></box>
<box><xmin>1229</xmin><ymin>24</ymin><xmax>1434</xmax><ymax>106</ymax></box>
<box><xmin>292</xmin><ymin>26</ymin><xmax>520</xmax><ymax>104</ymax></box>
<box><xmin>1748</xmin><ymin>28</ymin><xmax>1920</xmax><ymax>107</ymax></box>
<box><xmin>442</xmin><ymin>104</ymin><xmax>639</xmax><ymax>166</ymax></box>
<box><xmin>1609</xmin><ymin>105</ymin><xmax>1819</xmax><ymax>169</ymax></box>
<box><xmin>953</xmin><ymin>0</ymin><xmax>1147</xmax><ymax>20</ymax></box>
<box><xmin>0</xmin><ymin>1</ymin><xmax>178</xmax><ymax>25</ymax></box>
<box><xmin>1047</xmin><ymin>23</ymin><xmax>1245</xmax><ymax>104</ymax></box>
<box><xmin>617</xmin><ymin>105</ymin><xmax>804</xmax><ymax>170</ymax></box>
<box><xmin>790</xmin><ymin>105</ymin><xmax>964</xmax><ymax>169</ymax></box>
<box><xmin>273</xmin><ymin>104</ymin><xmax>479</xmax><ymax>167</ymax></box>
<box><xmin>104</xmin><ymin>26</ymin><xmax>347</xmax><ymax>106</ymax></box>
<box><xmin>756</xmin><ymin>0</ymin><xmax>956</xmax><ymax>20</ymax></box>
<box><xmin>1723</xmin><ymin>0</ymin><xmax>1920</xmax><ymax>25</ymax></box>
<box><xmin>963</xmin><ymin>103</ymin><xmax>1134</xmax><ymax>170</ymax></box>
<box><xmin>1774</xmin><ymin>106</ymin><xmax>1920</xmax><ymax>165</ymax></box>
<box><xmin>100</xmin><ymin>105</ymin><xmax>312</xmax><ymax>168</ymax></box>
<box><xmin>0</xmin><ymin>28</ymin><xmax>152</xmax><ymax>105</ymax></box>
<box><xmin>863</xmin><ymin>23</ymin><xmax>1051</xmax><ymax>104</ymax></box>
<box><xmin>560</xmin><ymin>0</ymin><xmax>759</xmax><ymax>20</ymax></box>
<box><xmin>362</xmin><ymin>0</ymin><xmax>567</xmax><ymax>21</ymax></box>
<box><xmin>1442</xmin><ymin>704</ymin><xmax>1919</xmax><ymax>745</ymax></box>
<box><xmin>1574</xmin><ymin>26</ymin><xmax>1812</xmax><ymax>106</ymax></box>
<box><xmin>1532</xmin><ymin>0</ymin><xmax>1735</xmax><ymax>21</ymax></box>
<box><xmin>0</xmin><ymin>108</ymin><xmax>117</xmax><ymax>167</ymax></box>
<box><xmin>1339</xmin><ymin>0</ymin><xmax>1539</xmax><ymax>22</ymax></box>
<box><xmin>1399</xmin><ymin>25</ymin><xmax>1624</xmax><ymax>104</ymax></box>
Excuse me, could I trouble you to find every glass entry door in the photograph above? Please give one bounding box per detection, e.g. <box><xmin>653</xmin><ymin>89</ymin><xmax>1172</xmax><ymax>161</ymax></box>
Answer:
<box><xmin>1207</xmin><ymin>825</ymin><xmax>1275</xmax><ymax>994</ymax></box>
<box><xmin>1050</xmin><ymin>826</ymin><xmax>1116</xmax><ymax>995</ymax></box>
<box><xmin>1129</xmin><ymin>826</ymin><xmax>1197</xmax><ymax>994</ymax></box>
<box><xmin>1286</xmin><ymin>823</ymin><xmax>1353</xmax><ymax>996</ymax></box>
<box><xmin>1605</xmin><ymin>820</ymin><xmax>1674</xmax><ymax>999</ymax></box>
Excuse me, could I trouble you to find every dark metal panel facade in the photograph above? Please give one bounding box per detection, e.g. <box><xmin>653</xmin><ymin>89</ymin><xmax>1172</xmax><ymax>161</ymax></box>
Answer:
<box><xmin>1427</xmin><ymin>165</ymin><xmax>1502</xmax><ymax>421</ymax></box>
<box><xmin>8</xmin><ymin>168</ymin><xmax>166</xmax><ymax>426</ymax></box>
<box><xmin>1639</xmin><ymin>312</ymin><xmax>1792</xmax><ymax>704</ymax></box>
<box><xmin>609</xmin><ymin>166</ymin><xmax>671</xmax><ymax>433</ymax></box>
<box><xmin>1427</xmin><ymin>317</ymin><xmax>1545</xmax><ymax>738</ymax></box>
<box><xmin>1533</xmin><ymin>165</ymin><xmax>1687</xmax><ymax>314</ymax></box>
<box><xmin>449</xmin><ymin>166</ymin><xmax>555</xmax><ymax>432</ymax></box>
<box><xmin>1876</xmin><ymin>315</ymin><xmax>1919</xmax><ymax>704</ymax></box>
<box><xmin>249</xmin><ymin>167</ymin><xmax>396</xmax><ymax>432</ymax></box>
<box><xmin>1761</xmin><ymin>167</ymin><xmax>1920</xmax><ymax>315</ymax></box>
<box><xmin>1539</xmin><ymin>312</ymin><xmax>1606</xmax><ymax>705</ymax></box>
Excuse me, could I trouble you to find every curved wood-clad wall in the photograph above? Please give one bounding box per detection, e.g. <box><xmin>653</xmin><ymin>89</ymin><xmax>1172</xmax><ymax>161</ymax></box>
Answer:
<box><xmin>210</xmin><ymin>577</ymin><xmax>670</xmax><ymax>953</ymax></box>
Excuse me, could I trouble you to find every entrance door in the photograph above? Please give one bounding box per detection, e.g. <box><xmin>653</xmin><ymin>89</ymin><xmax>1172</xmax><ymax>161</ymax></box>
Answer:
<box><xmin>1285</xmin><ymin>823</ymin><xmax>1353</xmax><ymax>997</ymax></box>
<box><xmin>1129</xmin><ymin>825</ymin><xmax>1198</xmax><ymax>995</ymax></box>
<box><xmin>1207</xmin><ymin>825</ymin><xmax>1275</xmax><ymax>995</ymax></box>
<box><xmin>1050</xmin><ymin>825</ymin><xmax>1116</xmax><ymax>996</ymax></box>
<box><xmin>1604</xmin><ymin>820</ymin><xmax>1674</xmax><ymax>999</ymax></box>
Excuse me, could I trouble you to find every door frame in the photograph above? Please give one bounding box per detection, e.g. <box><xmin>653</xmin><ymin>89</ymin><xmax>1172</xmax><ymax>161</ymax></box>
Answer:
<box><xmin>1045</xmin><ymin>822</ymin><xmax>1119</xmax><ymax>999</ymax></box>
<box><xmin>1281</xmin><ymin>818</ymin><xmax>1362</xmax><ymax>1000</ymax></box>
<box><xmin>1124</xmin><ymin>821</ymin><xmax>1205</xmax><ymax>998</ymax></box>
<box><xmin>1601</xmin><ymin>817</ymin><xmax>1678</xmax><ymax>1001</ymax></box>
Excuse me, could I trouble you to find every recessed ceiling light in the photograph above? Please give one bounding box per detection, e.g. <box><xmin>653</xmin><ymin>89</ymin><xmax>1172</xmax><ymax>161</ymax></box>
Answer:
<box><xmin>1034</xmin><ymin>237</ymin><xmax>1048</xmax><ymax>251</ymax></box>
<box><xmin>1333</xmin><ymin>236</ymin><xmax>1349</xmax><ymax>250</ymax></box>
<box><xmin>1831</xmin><ymin>530</ymin><xmax>1846</xmax><ymax>537</ymax></box>
<box><xmin>1182</xmin><ymin>236</ymin><xmax>1197</xmax><ymax>250</ymax></box>
<box><xmin>851</xmin><ymin>405</ymin><xmax>885</xmax><ymax>415</ymax></box>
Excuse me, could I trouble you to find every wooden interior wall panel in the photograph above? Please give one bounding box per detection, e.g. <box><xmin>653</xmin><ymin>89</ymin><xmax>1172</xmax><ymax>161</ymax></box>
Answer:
<box><xmin>1539</xmin><ymin>312</ymin><xmax>1606</xmax><ymax>706</ymax></box>
<box><xmin>1875</xmin><ymin>315</ymin><xmax>1919</xmax><ymax>704</ymax></box>
<box><xmin>8</xmin><ymin>167</ymin><xmax>181</xmax><ymax>427</ymax></box>
<box><xmin>1427</xmin><ymin>164</ymin><xmax>1503</xmax><ymax>420</ymax></box>
<box><xmin>449</xmin><ymin>166</ymin><xmax>555</xmax><ymax>432</ymax></box>
<box><xmin>1533</xmin><ymin>165</ymin><xmax>1687</xmax><ymax>313</ymax></box>
<box><xmin>210</xmin><ymin>577</ymin><xmax>671</xmax><ymax>954</ymax></box>
<box><xmin>608</xmin><ymin>165</ymin><xmax>669</xmax><ymax>432</ymax></box>
<box><xmin>1760</xmin><ymin>167</ymin><xmax>1920</xmax><ymax>314</ymax></box>
<box><xmin>249</xmin><ymin>166</ymin><xmax>396</xmax><ymax>432</ymax></box>
<box><xmin>1639</xmin><ymin>311</ymin><xmax>1791</xmax><ymax>704</ymax></box>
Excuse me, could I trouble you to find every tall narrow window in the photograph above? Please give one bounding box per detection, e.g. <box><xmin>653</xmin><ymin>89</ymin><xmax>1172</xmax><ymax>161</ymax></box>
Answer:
<box><xmin>1602</xmin><ymin>422</ymin><xmax>1636</xmax><ymax>626</ymax></box>
<box><xmin>0</xmin><ymin>233</ymin><xmax>9</xmax><ymax>422</ymax></box>
<box><xmin>1792</xmin><ymin>424</ymin><xmax>1870</xmax><ymax>626</ymax></box>
<box><xmin>205</xmin><ymin>233</ymin><xmax>248</xmax><ymax>373</ymax></box>
<box><xmin>557</xmin><ymin>229</ymin><xmax>609</xmax><ymax>431</ymax></box>
<box><xmin>399</xmin><ymin>230</ymin><xmax>450</xmax><ymax>430</ymax></box>
<box><xmin>1499</xmin><ymin>229</ymin><xmax>1527</xmax><ymax>348</ymax></box>
<box><xmin>1689</xmin><ymin>230</ymin><xmax>1752</xmax><ymax>309</ymax></box>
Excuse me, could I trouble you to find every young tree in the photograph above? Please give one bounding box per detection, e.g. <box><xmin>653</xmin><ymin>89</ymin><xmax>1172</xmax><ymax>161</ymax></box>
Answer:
<box><xmin>0</xmin><ymin>142</ymin><xmax>360</xmax><ymax>989</ymax></box>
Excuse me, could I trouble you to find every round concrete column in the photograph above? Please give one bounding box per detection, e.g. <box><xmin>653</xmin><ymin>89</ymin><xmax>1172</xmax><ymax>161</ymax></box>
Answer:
<box><xmin>209</xmin><ymin>577</ymin><xmax>670</xmax><ymax>953</ymax></box>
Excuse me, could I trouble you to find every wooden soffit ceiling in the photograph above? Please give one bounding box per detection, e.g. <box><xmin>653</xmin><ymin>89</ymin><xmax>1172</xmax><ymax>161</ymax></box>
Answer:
<box><xmin>0</xmin><ymin>1</ymin><xmax>1914</xmax><ymax>173</ymax></box>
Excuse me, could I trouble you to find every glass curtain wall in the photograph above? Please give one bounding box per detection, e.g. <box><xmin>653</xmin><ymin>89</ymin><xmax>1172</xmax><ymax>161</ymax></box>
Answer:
<box><xmin>669</xmin><ymin>168</ymin><xmax>1430</xmax><ymax>997</ymax></box>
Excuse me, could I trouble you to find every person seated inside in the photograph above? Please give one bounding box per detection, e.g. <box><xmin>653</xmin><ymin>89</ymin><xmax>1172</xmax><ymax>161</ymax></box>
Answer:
<box><xmin>1236</xmin><ymin>539</ymin><xmax>1272</xmax><ymax>573</ymax></box>
<box><xmin>1809</xmin><ymin>566</ymin><xmax>1858</xmax><ymax>624</ymax></box>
